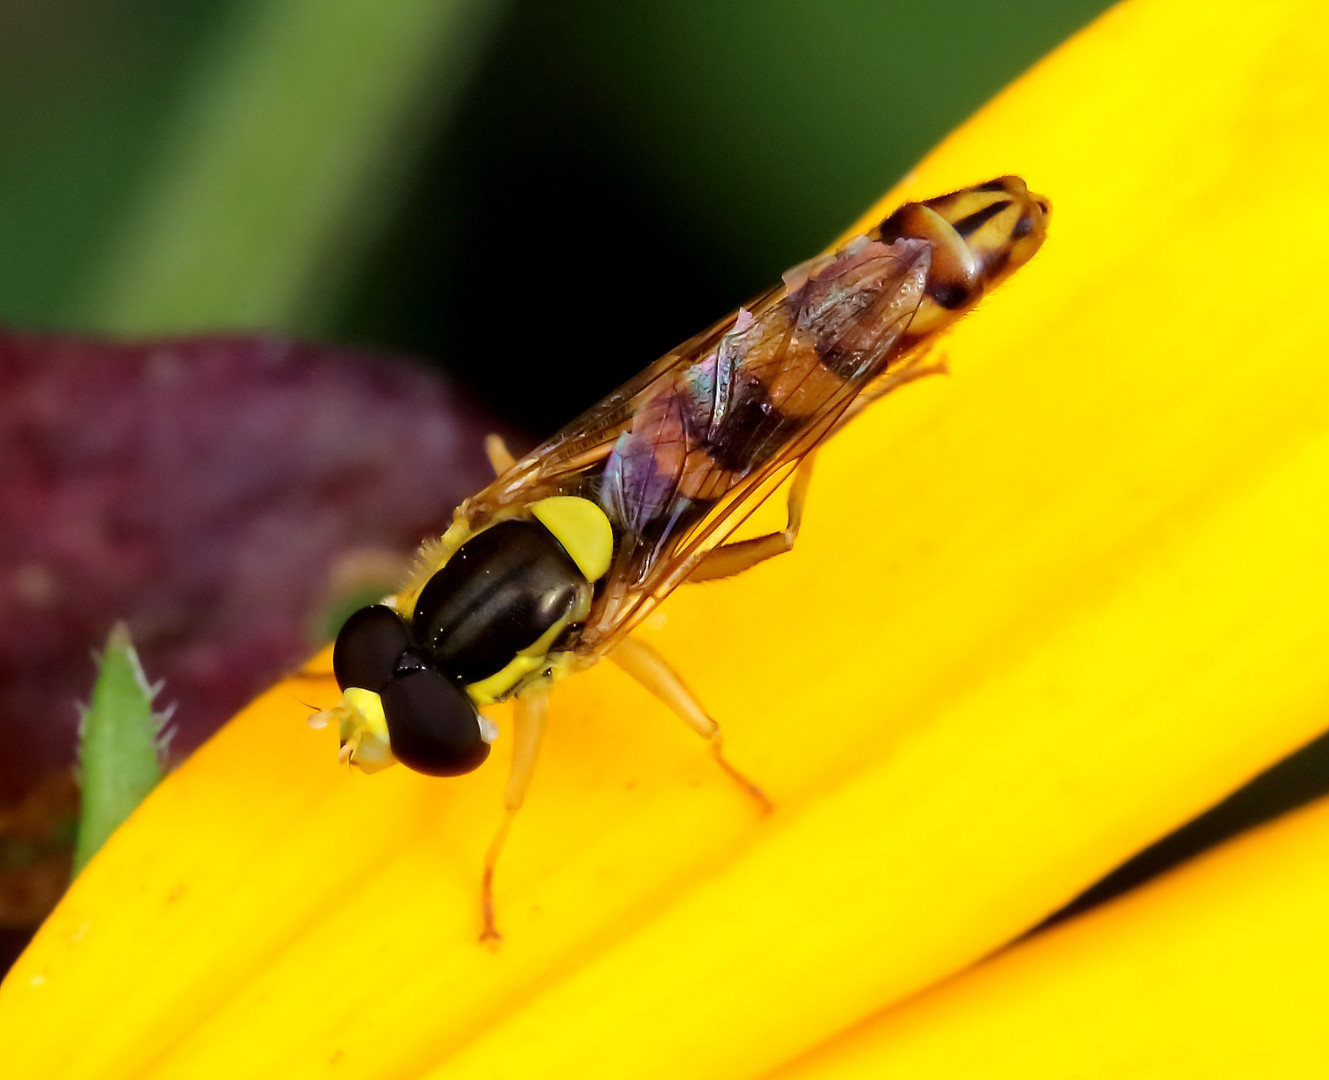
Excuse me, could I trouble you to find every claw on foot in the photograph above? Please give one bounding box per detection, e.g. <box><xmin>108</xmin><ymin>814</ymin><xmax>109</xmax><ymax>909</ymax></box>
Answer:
<box><xmin>479</xmin><ymin>866</ymin><xmax>503</xmax><ymax>946</ymax></box>
<box><xmin>711</xmin><ymin>738</ymin><xmax>775</xmax><ymax>815</ymax></box>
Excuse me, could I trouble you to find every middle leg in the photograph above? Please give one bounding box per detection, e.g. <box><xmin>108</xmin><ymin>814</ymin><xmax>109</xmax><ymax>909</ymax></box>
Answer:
<box><xmin>610</xmin><ymin>636</ymin><xmax>772</xmax><ymax>812</ymax></box>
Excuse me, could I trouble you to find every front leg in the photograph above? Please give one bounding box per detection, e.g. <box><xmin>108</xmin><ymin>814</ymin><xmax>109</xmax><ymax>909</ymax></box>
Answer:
<box><xmin>479</xmin><ymin>689</ymin><xmax>548</xmax><ymax>943</ymax></box>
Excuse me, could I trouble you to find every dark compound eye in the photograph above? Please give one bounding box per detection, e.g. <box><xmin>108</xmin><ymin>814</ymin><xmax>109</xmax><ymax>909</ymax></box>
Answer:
<box><xmin>380</xmin><ymin>667</ymin><xmax>491</xmax><ymax>777</ymax></box>
<box><xmin>412</xmin><ymin>519</ymin><xmax>585</xmax><ymax>683</ymax></box>
<box><xmin>333</xmin><ymin>604</ymin><xmax>411</xmax><ymax>692</ymax></box>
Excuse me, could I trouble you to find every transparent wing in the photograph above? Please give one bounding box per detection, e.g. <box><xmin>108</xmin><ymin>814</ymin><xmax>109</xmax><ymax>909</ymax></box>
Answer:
<box><xmin>468</xmin><ymin>285</ymin><xmax>786</xmax><ymax>512</ymax></box>
<box><xmin>465</xmin><ymin>237</ymin><xmax>932</xmax><ymax>657</ymax></box>
<box><xmin>583</xmin><ymin>238</ymin><xmax>932</xmax><ymax>651</ymax></box>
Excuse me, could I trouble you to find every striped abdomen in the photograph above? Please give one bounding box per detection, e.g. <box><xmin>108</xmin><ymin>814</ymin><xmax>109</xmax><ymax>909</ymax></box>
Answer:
<box><xmin>600</xmin><ymin>176</ymin><xmax>1049</xmax><ymax>555</ymax></box>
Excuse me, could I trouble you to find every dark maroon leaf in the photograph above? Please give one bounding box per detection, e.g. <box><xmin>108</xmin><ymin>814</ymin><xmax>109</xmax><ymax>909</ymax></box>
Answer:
<box><xmin>0</xmin><ymin>330</ymin><xmax>516</xmax><ymax>809</ymax></box>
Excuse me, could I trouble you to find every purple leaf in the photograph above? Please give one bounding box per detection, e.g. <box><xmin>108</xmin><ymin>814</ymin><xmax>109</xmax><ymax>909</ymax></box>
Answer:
<box><xmin>0</xmin><ymin>330</ymin><xmax>515</xmax><ymax>803</ymax></box>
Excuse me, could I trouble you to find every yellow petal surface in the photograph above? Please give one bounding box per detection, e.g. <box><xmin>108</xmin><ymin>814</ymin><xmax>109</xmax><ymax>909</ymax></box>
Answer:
<box><xmin>4</xmin><ymin>0</ymin><xmax>1329</xmax><ymax>1076</ymax></box>
<box><xmin>771</xmin><ymin>792</ymin><xmax>1329</xmax><ymax>1078</ymax></box>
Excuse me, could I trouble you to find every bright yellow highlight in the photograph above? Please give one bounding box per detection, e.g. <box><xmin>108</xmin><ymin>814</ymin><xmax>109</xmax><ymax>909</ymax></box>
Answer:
<box><xmin>774</xmin><ymin>793</ymin><xmax>1329</xmax><ymax>1078</ymax></box>
<box><xmin>531</xmin><ymin>495</ymin><xmax>615</xmax><ymax>581</ymax></box>
<box><xmin>4</xmin><ymin>0</ymin><xmax>1329</xmax><ymax>1076</ymax></box>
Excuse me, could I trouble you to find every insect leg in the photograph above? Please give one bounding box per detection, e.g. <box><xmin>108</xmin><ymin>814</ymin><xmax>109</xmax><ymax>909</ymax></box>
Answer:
<box><xmin>687</xmin><ymin>352</ymin><xmax>948</xmax><ymax>585</ymax></box>
<box><xmin>834</xmin><ymin>351</ymin><xmax>949</xmax><ymax>432</ymax></box>
<box><xmin>610</xmin><ymin>637</ymin><xmax>773</xmax><ymax>812</ymax></box>
<box><xmin>685</xmin><ymin>453</ymin><xmax>818</xmax><ymax>583</ymax></box>
<box><xmin>484</xmin><ymin>433</ymin><xmax>517</xmax><ymax>476</ymax></box>
<box><xmin>479</xmin><ymin>689</ymin><xmax>548</xmax><ymax>943</ymax></box>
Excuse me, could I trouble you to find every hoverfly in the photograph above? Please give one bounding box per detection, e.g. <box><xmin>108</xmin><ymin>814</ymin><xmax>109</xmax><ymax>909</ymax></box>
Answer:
<box><xmin>317</xmin><ymin>176</ymin><xmax>1049</xmax><ymax>940</ymax></box>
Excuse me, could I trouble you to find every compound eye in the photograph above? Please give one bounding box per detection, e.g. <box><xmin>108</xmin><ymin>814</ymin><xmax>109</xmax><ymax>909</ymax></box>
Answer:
<box><xmin>380</xmin><ymin>667</ymin><xmax>492</xmax><ymax>776</ymax></box>
<box><xmin>333</xmin><ymin>604</ymin><xmax>411</xmax><ymax>692</ymax></box>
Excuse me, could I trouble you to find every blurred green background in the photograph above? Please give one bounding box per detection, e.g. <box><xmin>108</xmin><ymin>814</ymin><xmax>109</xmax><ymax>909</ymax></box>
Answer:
<box><xmin>0</xmin><ymin>0</ymin><xmax>1112</xmax><ymax>432</ymax></box>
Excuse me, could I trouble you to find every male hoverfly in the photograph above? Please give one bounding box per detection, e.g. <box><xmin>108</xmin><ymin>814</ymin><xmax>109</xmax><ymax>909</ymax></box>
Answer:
<box><xmin>317</xmin><ymin>176</ymin><xmax>1049</xmax><ymax>940</ymax></box>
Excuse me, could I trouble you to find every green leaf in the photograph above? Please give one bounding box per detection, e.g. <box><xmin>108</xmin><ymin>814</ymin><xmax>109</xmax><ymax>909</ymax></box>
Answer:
<box><xmin>73</xmin><ymin>624</ymin><xmax>168</xmax><ymax>876</ymax></box>
<box><xmin>75</xmin><ymin>0</ymin><xmax>506</xmax><ymax>336</ymax></box>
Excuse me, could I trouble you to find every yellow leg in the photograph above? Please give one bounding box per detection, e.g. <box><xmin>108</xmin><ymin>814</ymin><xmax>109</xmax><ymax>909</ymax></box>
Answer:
<box><xmin>687</xmin><ymin>353</ymin><xmax>948</xmax><ymax>585</ymax></box>
<box><xmin>610</xmin><ymin>637</ymin><xmax>772</xmax><ymax>812</ymax></box>
<box><xmin>480</xmin><ymin>689</ymin><xmax>548</xmax><ymax>943</ymax></box>
<box><xmin>687</xmin><ymin>453</ymin><xmax>818</xmax><ymax>583</ymax></box>
<box><xmin>835</xmin><ymin>350</ymin><xmax>949</xmax><ymax>430</ymax></box>
<box><xmin>485</xmin><ymin>433</ymin><xmax>516</xmax><ymax>476</ymax></box>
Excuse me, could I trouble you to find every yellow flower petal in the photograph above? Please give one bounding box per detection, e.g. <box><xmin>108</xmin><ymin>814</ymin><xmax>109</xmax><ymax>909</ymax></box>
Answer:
<box><xmin>4</xmin><ymin>0</ymin><xmax>1329</xmax><ymax>1076</ymax></box>
<box><xmin>772</xmin><ymin>791</ymin><xmax>1329</xmax><ymax>1078</ymax></box>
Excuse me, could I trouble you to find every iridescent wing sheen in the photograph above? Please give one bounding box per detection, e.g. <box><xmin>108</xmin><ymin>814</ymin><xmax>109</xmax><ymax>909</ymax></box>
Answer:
<box><xmin>467</xmin><ymin>238</ymin><xmax>932</xmax><ymax>656</ymax></box>
<box><xmin>467</xmin><ymin>286</ymin><xmax>786</xmax><ymax>511</ymax></box>
<box><xmin>585</xmin><ymin>240</ymin><xmax>932</xmax><ymax>650</ymax></box>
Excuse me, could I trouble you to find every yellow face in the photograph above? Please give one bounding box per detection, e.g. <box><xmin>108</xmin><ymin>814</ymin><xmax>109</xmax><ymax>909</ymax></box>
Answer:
<box><xmin>327</xmin><ymin>496</ymin><xmax>614</xmax><ymax>775</ymax></box>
